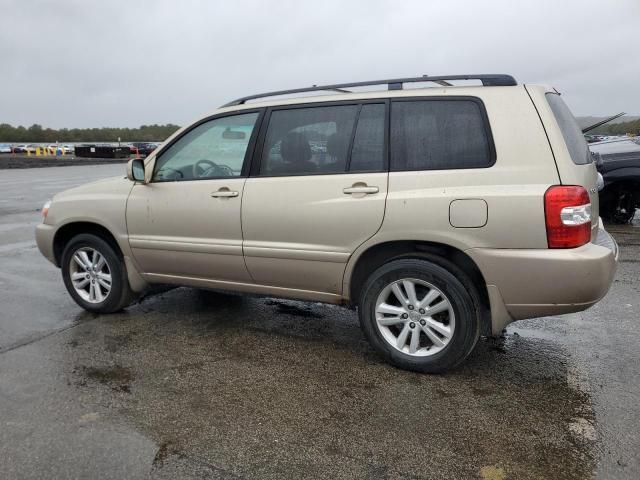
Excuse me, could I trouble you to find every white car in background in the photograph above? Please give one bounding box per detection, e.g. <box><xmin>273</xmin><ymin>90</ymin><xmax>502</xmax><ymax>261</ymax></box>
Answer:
<box><xmin>46</xmin><ymin>145</ymin><xmax>74</xmax><ymax>154</ymax></box>
<box><xmin>13</xmin><ymin>144</ymin><xmax>38</xmax><ymax>153</ymax></box>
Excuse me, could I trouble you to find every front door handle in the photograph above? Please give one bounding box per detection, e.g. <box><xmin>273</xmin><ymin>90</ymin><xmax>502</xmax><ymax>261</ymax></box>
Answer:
<box><xmin>343</xmin><ymin>185</ymin><xmax>379</xmax><ymax>195</ymax></box>
<box><xmin>211</xmin><ymin>188</ymin><xmax>239</xmax><ymax>198</ymax></box>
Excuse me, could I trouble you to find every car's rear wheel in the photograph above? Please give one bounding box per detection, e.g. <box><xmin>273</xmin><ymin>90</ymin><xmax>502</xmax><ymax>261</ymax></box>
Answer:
<box><xmin>358</xmin><ymin>258</ymin><xmax>480</xmax><ymax>373</ymax></box>
<box><xmin>61</xmin><ymin>234</ymin><xmax>135</xmax><ymax>313</ymax></box>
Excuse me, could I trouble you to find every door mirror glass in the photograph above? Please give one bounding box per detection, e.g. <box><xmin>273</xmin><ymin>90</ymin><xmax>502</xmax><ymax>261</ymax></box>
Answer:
<box><xmin>127</xmin><ymin>158</ymin><xmax>146</xmax><ymax>182</ymax></box>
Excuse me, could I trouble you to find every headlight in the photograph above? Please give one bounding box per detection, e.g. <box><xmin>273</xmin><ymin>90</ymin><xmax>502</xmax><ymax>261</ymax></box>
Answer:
<box><xmin>42</xmin><ymin>200</ymin><xmax>51</xmax><ymax>219</ymax></box>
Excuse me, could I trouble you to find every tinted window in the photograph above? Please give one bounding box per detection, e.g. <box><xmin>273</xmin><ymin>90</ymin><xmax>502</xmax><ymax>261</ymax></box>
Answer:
<box><xmin>349</xmin><ymin>104</ymin><xmax>385</xmax><ymax>172</ymax></box>
<box><xmin>390</xmin><ymin>100</ymin><xmax>492</xmax><ymax>171</ymax></box>
<box><xmin>546</xmin><ymin>93</ymin><xmax>591</xmax><ymax>165</ymax></box>
<box><xmin>260</xmin><ymin>105</ymin><xmax>358</xmax><ymax>176</ymax></box>
<box><xmin>153</xmin><ymin>112</ymin><xmax>259</xmax><ymax>181</ymax></box>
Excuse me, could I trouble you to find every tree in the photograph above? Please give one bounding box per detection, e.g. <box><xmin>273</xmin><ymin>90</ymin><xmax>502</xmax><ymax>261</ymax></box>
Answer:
<box><xmin>0</xmin><ymin>123</ymin><xmax>181</xmax><ymax>143</ymax></box>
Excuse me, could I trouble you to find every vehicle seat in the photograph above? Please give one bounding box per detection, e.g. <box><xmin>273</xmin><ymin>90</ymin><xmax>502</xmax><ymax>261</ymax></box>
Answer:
<box><xmin>322</xmin><ymin>133</ymin><xmax>349</xmax><ymax>172</ymax></box>
<box><xmin>273</xmin><ymin>132</ymin><xmax>317</xmax><ymax>174</ymax></box>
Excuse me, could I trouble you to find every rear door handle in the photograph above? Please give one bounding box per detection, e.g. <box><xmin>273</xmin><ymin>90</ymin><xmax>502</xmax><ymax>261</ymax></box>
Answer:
<box><xmin>211</xmin><ymin>188</ymin><xmax>239</xmax><ymax>198</ymax></box>
<box><xmin>343</xmin><ymin>185</ymin><xmax>379</xmax><ymax>195</ymax></box>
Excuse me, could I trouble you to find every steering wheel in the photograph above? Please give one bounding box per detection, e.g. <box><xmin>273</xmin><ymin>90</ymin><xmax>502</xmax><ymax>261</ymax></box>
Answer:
<box><xmin>193</xmin><ymin>159</ymin><xmax>234</xmax><ymax>178</ymax></box>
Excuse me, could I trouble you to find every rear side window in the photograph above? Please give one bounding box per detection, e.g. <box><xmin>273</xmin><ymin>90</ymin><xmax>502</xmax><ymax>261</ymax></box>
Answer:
<box><xmin>349</xmin><ymin>104</ymin><xmax>386</xmax><ymax>172</ymax></box>
<box><xmin>390</xmin><ymin>99</ymin><xmax>493</xmax><ymax>171</ymax></box>
<box><xmin>260</xmin><ymin>105</ymin><xmax>358</xmax><ymax>176</ymax></box>
<box><xmin>546</xmin><ymin>93</ymin><xmax>591</xmax><ymax>165</ymax></box>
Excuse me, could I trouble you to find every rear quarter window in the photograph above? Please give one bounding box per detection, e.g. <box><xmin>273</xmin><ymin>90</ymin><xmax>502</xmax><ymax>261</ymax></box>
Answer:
<box><xmin>390</xmin><ymin>99</ymin><xmax>494</xmax><ymax>171</ymax></box>
<box><xmin>546</xmin><ymin>93</ymin><xmax>591</xmax><ymax>165</ymax></box>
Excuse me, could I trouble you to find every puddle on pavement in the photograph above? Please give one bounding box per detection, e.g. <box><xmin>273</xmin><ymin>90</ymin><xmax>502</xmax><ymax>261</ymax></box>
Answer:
<box><xmin>75</xmin><ymin>365</ymin><xmax>134</xmax><ymax>394</ymax></box>
<box><xmin>81</xmin><ymin>365</ymin><xmax>133</xmax><ymax>384</ymax></box>
<box><xmin>64</xmin><ymin>288</ymin><xmax>597</xmax><ymax>479</ymax></box>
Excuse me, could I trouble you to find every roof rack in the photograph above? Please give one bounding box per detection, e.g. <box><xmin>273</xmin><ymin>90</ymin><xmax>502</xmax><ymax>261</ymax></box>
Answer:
<box><xmin>221</xmin><ymin>74</ymin><xmax>517</xmax><ymax>107</ymax></box>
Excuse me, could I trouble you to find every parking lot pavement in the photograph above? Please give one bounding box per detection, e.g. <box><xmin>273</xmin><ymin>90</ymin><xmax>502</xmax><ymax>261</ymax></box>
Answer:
<box><xmin>1</xmin><ymin>166</ymin><xmax>639</xmax><ymax>479</ymax></box>
<box><xmin>0</xmin><ymin>164</ymin><xmax>127</xmax><ymax>351</ymax></box>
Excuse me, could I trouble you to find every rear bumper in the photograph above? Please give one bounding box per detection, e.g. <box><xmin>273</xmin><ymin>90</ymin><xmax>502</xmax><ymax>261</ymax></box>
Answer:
<box><xmin>468</xmin><ymin>226</ymin><xmax>618</xmax><ymax>334</ymax></box>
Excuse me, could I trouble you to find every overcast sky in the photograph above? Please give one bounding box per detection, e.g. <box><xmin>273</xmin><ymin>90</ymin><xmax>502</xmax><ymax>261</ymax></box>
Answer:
<box><xmin>1</xmin><ymin>0</ymin><xmax>638</xmax><ymax>128</ymax></box>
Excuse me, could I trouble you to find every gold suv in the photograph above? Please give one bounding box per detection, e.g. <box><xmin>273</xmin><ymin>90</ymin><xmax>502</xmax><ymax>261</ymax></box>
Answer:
<box><xmin>36</xmin><ymin>74</ymin><xmax>618</xmax><ymax>372</ymax></box>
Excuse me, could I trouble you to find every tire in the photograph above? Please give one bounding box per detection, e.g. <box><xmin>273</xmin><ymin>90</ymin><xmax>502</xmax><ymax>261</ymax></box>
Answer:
<box><xmin>61</xmin><ymin>233</ymin><xmax>135</xmax><ymax>313</ymax></box>
<box><xmin>358</xmin><ymin>257</ymin><xmax>480</xmax><ymax>373</ymax></box>
<box><xmin>600</xmin><ymin>185</ymin><xmax>637</xmax><ymax>224</ymax></box>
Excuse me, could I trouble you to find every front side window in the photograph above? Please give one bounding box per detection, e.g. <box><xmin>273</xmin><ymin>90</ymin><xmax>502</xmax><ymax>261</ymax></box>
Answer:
<box><xmin>153</xmin><ymin>112</ymin><xmax>259</xmax><ymax>182</ymax></box>
<box><xmin>260</xmin><ymin>105</ymin><xmax>358</xmax><ymax>176</ymax></box>
<box><xmin>390</xmin><ymin>99</ymin><xmax>493</xmax><ymax>171</ymax></box>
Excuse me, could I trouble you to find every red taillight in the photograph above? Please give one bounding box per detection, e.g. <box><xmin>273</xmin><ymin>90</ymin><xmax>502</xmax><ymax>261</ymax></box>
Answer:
<box><xmin>544</xmin><ymin>186</ymin><xmax>592</xmax><ymax>249</ymax></box>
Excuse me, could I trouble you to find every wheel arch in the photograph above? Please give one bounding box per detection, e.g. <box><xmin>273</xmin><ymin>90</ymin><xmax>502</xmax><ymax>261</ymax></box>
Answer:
<box><xmin>345</xmin><ymin>240</ymin><xmax>492</xmax><ymax>336</ymax></box>
<box><xmin>53</xmin><ymin>221</ymin><xmax>123</xmax><ymax>267</ymax></box>
<box><xmin>602</xmin><ymin>169</ymin><xmax>640</xmax><ymax>186</ymax></box>
<box><xmin>601</xmin><ymin>178</ymin><xmax>640</xmax><ymax>195</ymax></box>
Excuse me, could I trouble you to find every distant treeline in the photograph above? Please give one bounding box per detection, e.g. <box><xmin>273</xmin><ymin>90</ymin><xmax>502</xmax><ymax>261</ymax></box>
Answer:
<box><xmin>0</xmin><ymin>123</ymin><xmax>181</xmax><ymax>143</ymax></box>
<box><xmin>591</xmin><ymin>119</ymin><xmax>640</xmax><ymax>136</ymax></box>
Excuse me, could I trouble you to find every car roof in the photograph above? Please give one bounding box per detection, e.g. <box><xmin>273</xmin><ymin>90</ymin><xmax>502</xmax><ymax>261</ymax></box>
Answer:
<box><xmin>215</xmin><ymin>83</ymin><xmax>533</xmax><ymax>115</ymax></box>
<box><xmin>210</xmin><ymin>74</ymin><xmax>559</xmax><ymax>115</ymax></box>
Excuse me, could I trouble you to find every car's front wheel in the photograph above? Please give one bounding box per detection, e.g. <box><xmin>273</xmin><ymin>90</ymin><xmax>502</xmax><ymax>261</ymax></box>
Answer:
<box><xmin>358</xmin><ymin>258</ymin><xmax>480</xmax><ymax>373</ymax></box>
<box><xmin>61</xmin><ymin>234</ymin><xmax>135</xmax><ymax>313</ymax></box>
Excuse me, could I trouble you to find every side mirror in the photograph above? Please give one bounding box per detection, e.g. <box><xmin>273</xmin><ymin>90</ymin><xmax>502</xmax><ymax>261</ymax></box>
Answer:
<box><xmin>127</xmin><ymin>158</ymin><xmax>146</xmax><ymax>182</ymax></box>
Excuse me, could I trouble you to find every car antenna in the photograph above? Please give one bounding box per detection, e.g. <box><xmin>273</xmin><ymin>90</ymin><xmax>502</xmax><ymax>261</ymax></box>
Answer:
<box><xmin>582</xmin><ymin>112</ymin><xmax>626</xmax><ymax>134</ymax></box>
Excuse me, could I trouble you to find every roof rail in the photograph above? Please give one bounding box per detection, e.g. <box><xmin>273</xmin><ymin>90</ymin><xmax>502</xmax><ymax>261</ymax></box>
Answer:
<box><xmin>221</xmin><ymin>74</ymin><xmax>517</xmax><ymax>107</ymax></box>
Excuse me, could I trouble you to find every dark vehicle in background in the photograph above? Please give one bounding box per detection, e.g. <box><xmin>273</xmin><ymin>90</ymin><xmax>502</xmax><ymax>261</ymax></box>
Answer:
<box><xmin>74</xmin><ymin>144</ymin><xmax>130</xmax><ymax>159</ymax></box>
<box><xmin>581</xmin><ymin>112</ymin><xmax>639</xmax><ymax>224</ymax></box>
<box><xmin>585</xmin><ymin>134</ymin><xmax>607</xmax><ymax>143</ymax></box>
<box><xmin>129</xmin><ymin>142</ymin><xmax>157</xmax><ymax>156</ymax></box>
<box><xmin>591</xmin><ymin>138</ymin><xmax>640</xmax><ymax>224</ymax></box>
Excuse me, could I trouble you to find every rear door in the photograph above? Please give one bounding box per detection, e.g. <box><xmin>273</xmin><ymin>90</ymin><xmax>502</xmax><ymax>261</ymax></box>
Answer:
<box><xmin>241</xmin><ymin>102</ymin><xmax>388</xmax><ymax>295</ymax></box>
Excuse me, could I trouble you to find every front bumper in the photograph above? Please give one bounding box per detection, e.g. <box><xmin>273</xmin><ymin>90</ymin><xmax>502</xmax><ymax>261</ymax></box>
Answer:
<box><xmin>36</xmin><ymin>223</ymin><xmax>57</xmax><ymax>266</ymax></box>
<box><xmin>467</xmin><ymin>226</ymin><xmax>618</xmax><ymax>333</ymax></box>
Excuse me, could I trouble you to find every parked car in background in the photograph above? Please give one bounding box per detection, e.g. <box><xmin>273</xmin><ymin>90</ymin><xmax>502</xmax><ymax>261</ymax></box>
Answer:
<box><xmin>36</xmin><ymin>74</ymin><xmax>618</xmax><ymax>373</ymax></box>
<box><xmin>45</xmin><ymin>144</ymin><xmax>74</xmax><ymax>155</ymax></box>
<box><xmin>591</xmin><ymin>138</ymin><xmax>640</xmax><ymax>223</ymax></box>
<box><xmin>129</xmin><ymin>142</ymin><xmax>157</xmax><ymax>156</ymax></box>
<box><xmin>0</xmin><ymin>144</ymin><xmax>12</xmax><ymax>153</ymax></box>
<box><xmin>13</xmin><ymin>144</ymin><xmax>31</xmax><ymax>153</ymax></box>
<box><xmin>585</xmin><ymin>134</ymin><xmax>607</xmax><ymax>143</ymax></box>
<box><xmin>24</xmin><ymin>144</ymin><xmax>38</xmax><ymax>153</ymax></box>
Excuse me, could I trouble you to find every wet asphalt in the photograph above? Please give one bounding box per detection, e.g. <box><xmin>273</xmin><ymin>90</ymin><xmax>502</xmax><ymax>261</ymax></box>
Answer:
<box><xmin>0</xmin><ymin>165</ymin><xmax>638</xmax><ymax>479</ymax></box>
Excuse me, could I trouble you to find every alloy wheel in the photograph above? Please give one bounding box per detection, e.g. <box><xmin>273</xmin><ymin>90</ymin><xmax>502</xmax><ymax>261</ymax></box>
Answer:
<box><xmin>69</xmin><ymin>247</ymin><xmax>112</xmax><ymax>303</ymax></box>
<box><xmin>374</xmin><ymin>278</ymin><xmax>455</xmax><ymax>356</ymax></box>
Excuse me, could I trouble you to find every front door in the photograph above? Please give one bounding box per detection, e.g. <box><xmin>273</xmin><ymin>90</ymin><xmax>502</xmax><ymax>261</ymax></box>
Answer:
<box><xmin>241</xmin><ymin>102</ymin><xmax>388</xmax><ymax>295</ymax></box>
<box><xmin>126</xmin><ymin>111</ymin><xmax>261</xmax><ymax>283</ymax></box>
